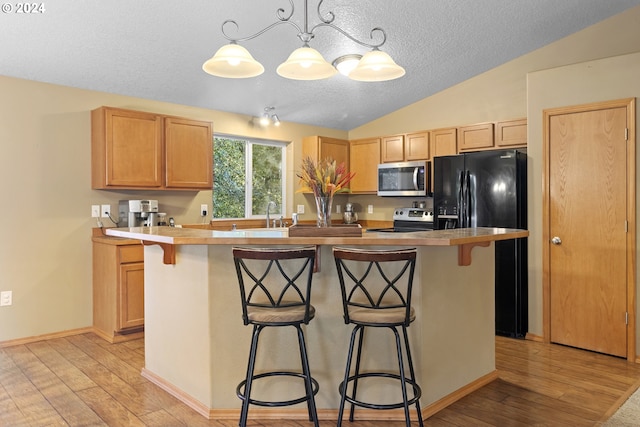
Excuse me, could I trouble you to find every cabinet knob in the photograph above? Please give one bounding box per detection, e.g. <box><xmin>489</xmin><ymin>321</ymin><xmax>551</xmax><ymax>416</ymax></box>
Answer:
<box><xmin>551</xmin><ymin>236</ymin><xmax>562</xmax><ymax>245</ymax></box>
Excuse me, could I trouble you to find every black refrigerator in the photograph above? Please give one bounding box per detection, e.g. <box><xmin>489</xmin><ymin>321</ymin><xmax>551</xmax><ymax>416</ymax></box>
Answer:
<box><xmin>433</xmin><ymin>149</ymin><xmax>527</xmax><ymax>338</ymax></box>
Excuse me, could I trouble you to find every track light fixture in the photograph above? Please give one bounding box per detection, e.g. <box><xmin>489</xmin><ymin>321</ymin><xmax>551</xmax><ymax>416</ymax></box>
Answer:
<box><xmin>258</xmin><ymin>107</ymin><xmax>281</xmax><ymax>127</ymax></box>
<box><xmin>202</xmin><ymin>0</ymin><xmax>405</xmax><ymax>82</ymax></box>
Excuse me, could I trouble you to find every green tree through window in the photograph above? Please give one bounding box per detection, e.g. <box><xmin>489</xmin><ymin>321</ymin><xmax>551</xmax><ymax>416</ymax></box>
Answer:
<box><xmin>213</xmin><ymin>136</ymin><xmax>285</xmax><ymax>219</ymax></box>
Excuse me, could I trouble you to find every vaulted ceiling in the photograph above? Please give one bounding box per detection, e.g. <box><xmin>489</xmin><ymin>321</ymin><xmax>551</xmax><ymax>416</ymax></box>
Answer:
<box><xmin>2</xmin><ymin>1</ymin><xmax>639</xmax><ymax>130</ymax></box>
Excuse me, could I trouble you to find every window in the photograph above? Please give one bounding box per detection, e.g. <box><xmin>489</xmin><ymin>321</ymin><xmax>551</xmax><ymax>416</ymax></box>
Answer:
<box><xmin>213</xmin><ymin>135</ymin><xmax>286</xmax><ymax>219</ymax></box>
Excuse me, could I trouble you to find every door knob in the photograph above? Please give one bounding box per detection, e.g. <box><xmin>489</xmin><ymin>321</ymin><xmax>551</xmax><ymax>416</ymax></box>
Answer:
<box><xmin>551</xmin><ymin>236</ymin><xmax>562</xmax><ymax>245</ymax></box>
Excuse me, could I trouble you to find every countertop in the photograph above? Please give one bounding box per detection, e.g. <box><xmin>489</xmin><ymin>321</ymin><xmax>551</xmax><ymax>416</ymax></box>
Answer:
<box><xmin>104</xmin><ymin>225</ymin><xmax>528</xmax><ymax>246</ymax></box>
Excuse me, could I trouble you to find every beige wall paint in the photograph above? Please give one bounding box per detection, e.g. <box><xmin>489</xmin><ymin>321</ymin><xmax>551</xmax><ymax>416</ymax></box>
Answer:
<box><xmin>1</xmin><ymin>5</ymin><xmax>640</xmax><ymax>345</ymax></box>
<box><xmin>0</xmin><ymin>76</ymin><xmax>345</xmax><ymax>342</ymax></box>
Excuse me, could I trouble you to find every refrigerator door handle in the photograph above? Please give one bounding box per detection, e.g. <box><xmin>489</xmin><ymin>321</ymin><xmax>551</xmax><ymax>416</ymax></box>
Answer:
<box><xmin>457</xmin><ymin>170</ymin><xmax>465</xmax><ymax>226</ymax></box>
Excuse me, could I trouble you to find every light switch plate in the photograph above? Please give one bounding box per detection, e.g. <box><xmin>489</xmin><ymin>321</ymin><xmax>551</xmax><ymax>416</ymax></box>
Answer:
<box><xmin>297</xmin><ymin>205</ymin><xmax>305</xmax><ymax>214</ymax></box>
<box><xmin>91</xmin><ymin>205</ymin><xmax>100</xmax><ymax>218</ymax></box>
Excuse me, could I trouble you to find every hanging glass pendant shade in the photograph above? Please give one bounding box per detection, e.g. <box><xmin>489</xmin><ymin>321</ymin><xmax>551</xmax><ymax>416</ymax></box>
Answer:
<box><xmin>202</xmin><ymin>43</ymin><xmax>265</xmax><ymax>78</ymax></box>
<box><xmin>276</xmin><ymin>46</ymin><xmax>337</xmax><ymax>80</ymax></box>
<box><xmin>349</xmin><ymin>50</ymin><xmax>405</xmax><ymax>82</ymax></box>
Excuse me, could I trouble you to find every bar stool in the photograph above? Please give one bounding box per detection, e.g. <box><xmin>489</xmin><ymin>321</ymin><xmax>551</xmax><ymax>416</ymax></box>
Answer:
<box><xmin>232</xmin><ymin>246</ymin><xmax>319</xmax><ymax>427</ymax></box>
<box><xmin>333</xmin><ymin>247</ymin><xmax>423</xmax><ymax>427</ymax></box>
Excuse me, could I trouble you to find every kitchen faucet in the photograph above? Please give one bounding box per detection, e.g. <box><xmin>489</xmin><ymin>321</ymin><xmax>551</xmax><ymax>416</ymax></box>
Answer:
<box><xmin>265</xmin><ymin>201</ymin><xmax>277</xmax><ymax>228</ymax></box>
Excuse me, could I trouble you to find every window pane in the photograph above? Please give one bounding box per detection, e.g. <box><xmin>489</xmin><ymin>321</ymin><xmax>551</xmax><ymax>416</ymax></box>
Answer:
<box><xmin>252</xmin><ymin>144</ymin><xmax>282</xmax><ymax>216</ymax></box>
<box><xmin>213</xmin><ymin>138</ymin><xmax>246</xmax><ymax>218</ymax></box>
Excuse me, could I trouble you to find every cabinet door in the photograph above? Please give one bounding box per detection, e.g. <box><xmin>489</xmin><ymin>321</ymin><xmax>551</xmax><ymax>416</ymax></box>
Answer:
<box><xmin>349</xmin><ymin>138</ymin><xmax>380</xmax><ymax>193</ymax></box>
<box><xmin>302</xmin><ymin>136</ymin><xmax>349</xmax><ymax>166</ymax></box>
<box><xmin>165</xmin><ymin>117</ymin><xmax>213</xmax><ymax>189</ymax></box>
<box><xmin>430</xmin><ymin>128</ymin><xmax>457</xmax><ymax>157</ymax></box>
<box><xmin>381</xmin><ymin>135</ymin><xmax>405</xmax><ymax>163</ymax></box>
<box><xmin>97</xmin><ymin>108</ymin><xmax>163</xmax><ymax>188</ymax></box>
<box><xmin>405</xmin><ymin>132</ymin><xmax>430</xmax><ymax>160</ymax></box>
<box><xmin>458</xmin><ymin>123</ymin><xmax>495</xmax><ymax>152</ymax></box>
<box><xmin>118</xmin><ymin>262</ymin><xmax>144</xmax><ymax>330</ymax></box>
<box><xmin>496</xmin><ymin>118</ymin><xmax>527</xmax><ymax>147</ymax></box>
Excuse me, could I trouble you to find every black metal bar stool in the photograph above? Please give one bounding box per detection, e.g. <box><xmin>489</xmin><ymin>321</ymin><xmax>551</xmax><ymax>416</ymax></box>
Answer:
<box><xmin>333</xmin><ymin>247</ymin><xmax>423</xmax><ymax>427</ymax></box>
<box><xmin>232</xmin><ymin>246</ymin><xmax>319</xmax><ymax>427</ymax></box>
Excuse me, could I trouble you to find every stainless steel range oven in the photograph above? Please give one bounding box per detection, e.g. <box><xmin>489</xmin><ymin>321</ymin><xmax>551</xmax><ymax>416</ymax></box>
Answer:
<box><xmin>367</xmin><ymin>207</ymin><xmax>434</xmax><ymax>233</ymax></box>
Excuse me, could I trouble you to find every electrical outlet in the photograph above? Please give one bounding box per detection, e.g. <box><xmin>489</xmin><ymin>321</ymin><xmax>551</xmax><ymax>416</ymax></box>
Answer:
<box><xmin>91</xmin><ymin>205</ymin><xmax>100</xmax><ymax>218</ymax></box>
<box><xmin>336</xmin><ymin>204</ymin><xmax>341</xmax><ymax>214</ymax></box>
<box><xmin>101</xmin><ymin>204</ymin><xmax>110</xmax><ymax>218</ymax></box>
<box><xmin>200</xmin><ymin>204</ymin><xmax>208</xmax><ymax>216</ymax></box>
<box><xmin>0</xmin><ymin>291</ymin><xmax>12</xmax><ymax>306</ymax></box>
<box><xmin>297</xmin><ymin>205</ymin><xmax>305</xmax><ymax>214</ymax></box>
<box><xmin>367</xmin><ymin>204</ymin><xmax>374</xmax><ymax>214</ymax></box>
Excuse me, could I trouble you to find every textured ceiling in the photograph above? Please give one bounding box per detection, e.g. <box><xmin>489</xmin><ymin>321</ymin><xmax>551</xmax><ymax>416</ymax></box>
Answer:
<box><xmin>1</xmin><ymin>1</ymin><xmax>639</xmax><ymax>130</ymax></box>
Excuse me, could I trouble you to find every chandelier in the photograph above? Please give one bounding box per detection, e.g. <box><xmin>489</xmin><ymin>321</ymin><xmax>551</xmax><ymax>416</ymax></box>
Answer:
<box><xmin>202</xmin><ymin>0</ymin><xmax>405</xmax><ymax>82</ymax></box>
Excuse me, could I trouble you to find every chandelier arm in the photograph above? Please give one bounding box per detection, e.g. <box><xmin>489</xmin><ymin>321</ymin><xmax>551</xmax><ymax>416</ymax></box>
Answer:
<box><xmin>316</xmin><ymin>0</ymin><xmax>335</xmax><ymax>25</ymax></box>
<box><xmin>310</xmin><ymin>23</ymin><xmax>387</xmax><ymax>50</ymax></box>
<box><xmin>221</xmin><ymin>18</ymin><xmax>302</xmax><ymax>43</ymax></box>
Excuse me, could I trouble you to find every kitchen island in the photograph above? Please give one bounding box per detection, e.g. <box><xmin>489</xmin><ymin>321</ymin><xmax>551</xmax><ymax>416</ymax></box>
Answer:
<box><xmin>105</xmin><ymin>226</ymin><xmax>527</xmax><ymax>421</ymax></box>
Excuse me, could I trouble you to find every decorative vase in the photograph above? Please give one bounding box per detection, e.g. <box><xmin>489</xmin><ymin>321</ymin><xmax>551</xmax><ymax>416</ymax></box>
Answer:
<box><xmin>314</xmin><ymin>195</ymin><xmax>333</xmax><ymax>227</ymax></box>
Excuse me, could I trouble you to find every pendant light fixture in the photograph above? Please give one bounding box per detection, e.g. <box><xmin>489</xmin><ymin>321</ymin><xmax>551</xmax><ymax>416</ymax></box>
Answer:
<box><xmin>202</xmin><ymin>0</ymin><xmax>405</xmax><ymax>82</ymax></box>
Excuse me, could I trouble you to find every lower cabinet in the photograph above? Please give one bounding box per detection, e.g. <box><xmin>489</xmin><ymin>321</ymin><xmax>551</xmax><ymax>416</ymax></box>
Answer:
<box><xmin>92</xmin><ymin>236</ymin><xmax>144</xmax><ymax>343</ymax></box>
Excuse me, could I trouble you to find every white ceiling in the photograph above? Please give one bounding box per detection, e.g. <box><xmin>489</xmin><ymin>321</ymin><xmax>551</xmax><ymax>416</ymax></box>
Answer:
<box><xmin>1</xmin><ymin>1</ymin><xmax>639</xmax><ymax>130</ymax></box>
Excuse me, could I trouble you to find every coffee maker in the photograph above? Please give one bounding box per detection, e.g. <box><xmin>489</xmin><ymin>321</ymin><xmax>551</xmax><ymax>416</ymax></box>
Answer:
<box><xmin>118</xmin><ymin>200</ymin><xmax>159</xmax><ymax>227</ymax></box>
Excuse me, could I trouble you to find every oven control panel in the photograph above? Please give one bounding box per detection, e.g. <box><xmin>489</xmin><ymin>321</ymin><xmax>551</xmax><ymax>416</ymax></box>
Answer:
<box><xmin>393</xmin><ymin>208</ymin><xmax>434</xmax><ymax>222</ymax></box>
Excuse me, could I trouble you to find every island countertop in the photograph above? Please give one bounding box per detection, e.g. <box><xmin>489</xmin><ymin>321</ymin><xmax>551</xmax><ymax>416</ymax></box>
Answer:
<box><xmin>104</xmin><ymin>225</ymin><xmax>528</xmax><ymax>246</ymax></box>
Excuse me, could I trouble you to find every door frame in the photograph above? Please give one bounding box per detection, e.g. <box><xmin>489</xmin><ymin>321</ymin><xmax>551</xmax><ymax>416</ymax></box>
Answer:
<box><xmin>542</xmin><ymin>98</ymin><xmax>636</xmax><ymax>361</ymax></box>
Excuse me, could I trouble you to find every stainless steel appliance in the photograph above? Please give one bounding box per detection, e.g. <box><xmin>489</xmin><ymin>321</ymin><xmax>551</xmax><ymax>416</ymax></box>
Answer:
<box><xmin>342</xmin><ymin>203</ymin><xmax>358</xmax><ymax>224</ymax></box>
<box><xmin>433</xmin><ymin>149</ymin><xmax>527</xmax><ymax>338</ymax></box>
<box><xmin>367</xmin><ymin>207</ymin><xmax>434</xmax><ymax>233</ymax></box>
<box><xmin>118</xmin><ymin>199</ymin><xmax>159</xmax><ymax>227</ymax></box>
<box><xmin>377</xmin><ymin>160</ymin><xmax>430</xmax><ymax>197</ymax></box>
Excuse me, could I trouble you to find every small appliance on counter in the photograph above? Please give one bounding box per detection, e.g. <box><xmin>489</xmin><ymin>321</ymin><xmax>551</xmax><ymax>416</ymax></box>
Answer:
<box><xmin>367</xmin><ymin>207</ymin><xmax>434</xmax><ymax>233</ymax></box>
<box><xmin>118</xmin><ymin>200</ymin><xmax>160</xmax><ymax>227</ymax></box>
<box><xmin>343</xmin><ymin>203</ymin><xmax>358</xmax><ymax>224</ymax></box>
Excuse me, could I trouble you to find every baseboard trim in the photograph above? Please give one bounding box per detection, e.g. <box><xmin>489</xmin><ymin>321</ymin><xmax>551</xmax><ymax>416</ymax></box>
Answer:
<box><xmin>525</xmin><ymin>332</ymin><xmax>544</xmax><ymax>342</ymax></box>
<box><xmin>0</xmin><ymin>326</ymin><xmax>94</xmax><ymax>348</ymax></box>
<box><xmin>142</xmin><ymin>366</ymin><xmax>499</xmax><ymax>421</ymax></box>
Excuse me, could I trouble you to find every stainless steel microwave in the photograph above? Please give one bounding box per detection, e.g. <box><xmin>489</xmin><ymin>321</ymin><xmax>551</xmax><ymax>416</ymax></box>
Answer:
<box><xmin>377</xmin><ymin>160</ymin><xmax>430</xmax><ymax>196</ymax></box>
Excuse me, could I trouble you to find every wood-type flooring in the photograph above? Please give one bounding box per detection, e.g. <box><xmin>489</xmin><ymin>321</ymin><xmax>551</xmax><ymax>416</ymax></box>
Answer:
<box><xmin>1</xmin><ymin>333</ymin><xmax>640</xmax><ymax>426</ymax></box>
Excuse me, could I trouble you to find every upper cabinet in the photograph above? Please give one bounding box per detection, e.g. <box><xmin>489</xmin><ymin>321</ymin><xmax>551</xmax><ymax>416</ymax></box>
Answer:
<box><xmin>91</xmin><ymin>107</ymin><xmax>213</xmax><ymax>190</ymax></box>
<box><xmin>302</xmin><ymin>136</ymin><xmax>349</xmax><ymax>167</ymax></box>
<box><xmin>495</xmin><ymin>118</ymin><xmax>527</xmax><ymax>148</ymax></box>
<box><xmin>458</xmin><ymin>122</ymin><xmax>495</xmax><ymax>152</ymax></box>
<box><xmin>430</xmin><ymin>128</ymin><xmax>457</xmax><ymax>157</ymax></box>
<box><xmin>381</xmin><ymin>134</ymin><xmax>404</xmax><ymax>163</ymax></box>
<box><xmin>349</xmin><ymin>137</ymin><xmax>380</xmax><ymax>194</ymax></box>
<box><xmin>381</xmin><ymin>132</ymin><xmax>430</xmax><ymax>163</ymax></box>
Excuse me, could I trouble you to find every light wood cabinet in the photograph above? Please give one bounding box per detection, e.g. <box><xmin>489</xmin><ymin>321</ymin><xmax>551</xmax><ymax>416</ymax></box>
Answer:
<box><xmin>381</xmin><ymin>132</ymin><xmax>430</xmax><ymax>162</ymax></box>
<box><xmin>405</xmin><ymin>131</ymin><xmax>430</xmax><ymax>160</ymax></box>
<box><xmin>458</xmin><ymin>122</ymin><xmax>495</xmax><ymax>152</ymax></box>
<box><xmin>349</xmin><ymin>137</ymin><xmax>380</xmax><ymax>193</ymax></box>
<box><xmin>496</xmin><ymin>118</ymin><xmax>527</xmax><ymax>148</ymax></box>
<box><xmin>302</xmin><ymin>136</ymin><xmax>349</xmax><ymax>166</ymax></box>
<box><xmin>92</xmin><ymin>106</ymin><xmax>213</xmax><ymax>190</ymax></box>
<box><xmin>430</xmin><ymin>128</ymin><xmax>457</xmax><ymax>158</ymax></box>
<box><xmin>381</xmin><ymin>134</ymin><xmax>405</xmax><ymax>163</ymax></box>
<box><xmin>93</xmin><ymin>235</ymin><xmax>144</xmax><ymax>343</ymax></box>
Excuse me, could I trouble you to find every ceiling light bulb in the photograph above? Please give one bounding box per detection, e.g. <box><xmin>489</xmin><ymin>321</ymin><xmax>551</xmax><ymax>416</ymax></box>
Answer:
<box><xmin>276</xmin><ymin>46</ymin><xmax>337</xmax><ymax>80</ymax></box>
<box><xmin>272</xmin><ymin>114</ymin><xmax>281</xmax><ymax>126</ymax></box>
<box><xmin>202</xmin><ymin>43</ymin><xmax>264</xmax><ymax>78</ymax></box>
<box><xmin>259</xmin><ymin>113</ymin><xmax>270</xmax><ymax>126</ymax></box>
<box><xmin>349</xmin><ymin>50</ymin><xmax>405</xmax><ymax>82</ymax></box>
<box><xmin>332</xmin><ymin>54</ymin><xmax>363</xmax><ymax>76</ymax></box>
